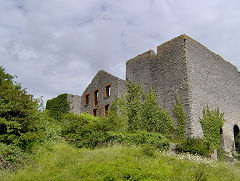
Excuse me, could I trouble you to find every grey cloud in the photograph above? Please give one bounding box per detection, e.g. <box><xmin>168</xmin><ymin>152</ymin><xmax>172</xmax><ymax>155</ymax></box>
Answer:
<box><xmin>0</xmin><ymin>0</ymin><xmax>240</xmax><ymax>106</ymax></box>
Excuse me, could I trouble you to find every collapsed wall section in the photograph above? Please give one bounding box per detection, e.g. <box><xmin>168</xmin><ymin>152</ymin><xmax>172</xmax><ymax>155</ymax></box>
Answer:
<box><xmin>186</xmin><ymin>36</ymin><xmax>240</xmax><ymax>152</ymax></box>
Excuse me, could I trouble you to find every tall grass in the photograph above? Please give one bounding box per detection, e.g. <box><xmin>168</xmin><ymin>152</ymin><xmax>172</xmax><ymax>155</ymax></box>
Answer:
<box><xmin>3</xmin><ymin>141</ymin><xmax>240</xmax><ymax>181</ymax></box>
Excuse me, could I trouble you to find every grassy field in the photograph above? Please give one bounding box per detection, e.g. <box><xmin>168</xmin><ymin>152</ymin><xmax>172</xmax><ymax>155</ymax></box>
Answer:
<box><xmin>2</xmin><ymin>141</ymin><xmax>240</xmax><ymax>181</ymax></box>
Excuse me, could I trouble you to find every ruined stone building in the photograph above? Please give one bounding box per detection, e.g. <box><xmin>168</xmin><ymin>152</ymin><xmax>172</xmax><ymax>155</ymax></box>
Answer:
<box><xmin>54</xmin><ymin>34</ymin><xmax>240</xmax><ymax>154</ymax></box>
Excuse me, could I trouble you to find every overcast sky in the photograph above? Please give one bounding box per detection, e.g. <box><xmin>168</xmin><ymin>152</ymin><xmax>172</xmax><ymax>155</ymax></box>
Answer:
<box><xmin>1</xmin><ymin>0</ymin><xmax>240</xmax><ymax>106</ymax></box>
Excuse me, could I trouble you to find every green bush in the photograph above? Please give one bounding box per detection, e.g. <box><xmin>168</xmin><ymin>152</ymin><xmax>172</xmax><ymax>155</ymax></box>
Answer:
<box><xmin>0</xmin><ymin>143</ymin><xmax>26</xmax><ymax>170</ymax></box>
<box><xmin>0</xmin><ymin>67</ymin><xmax>43</xmax><ymax>149</ymax></box>
<box><xmin>45</xmin><ymin>94</ymin><xmax>70</xmax><ymax>121</ymax></box>
<box><xmin>61</xmin><ymin>113</ymin><xmax>108</xmax><ymax>148</ymax></box>
<box><xmin>104</xmin><ymin>98</ymin><xmax>128</xmax><ymax>133</ymax></box>
<box><xmin>200</xmin><ymin>106</ymin><xmax>225</xmax><ymax>157</ymax></box>
<box><xmin>106</xmin><ymin>131</ymin><xmax>170</xmax><ymax>150</ymax></box>
<box><xmin>176</xmin><ymin>138</ymin><xmax>212</xmax><ymax>156</ymax></box>
<box><xmin>174</xmin><ymin>95</ymin><xmax>186</xmax><ymax>138</ymax></box>
<box><xmin>125</xmin><ymin>82</ymin><xmax>143</xmax><ymax>132</ymax></box>
<box><xmin>107</xmin><ymin>83</ymin><xmax>174</xmax><ymax>135</ymax></box>
<box><xmin>141</xmin><ymin>143</ymin><xmax>156</xmax><ymax>157</ymax></box>
<box><xmin>141</xmin><ymin>88</ymin><xmax>174</xmax><ymax>135</ymax></box>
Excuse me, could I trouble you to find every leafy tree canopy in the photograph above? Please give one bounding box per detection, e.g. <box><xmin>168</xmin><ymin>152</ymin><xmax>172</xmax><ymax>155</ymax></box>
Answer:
<box><xmin>0</xmin><ymin>67</ymin><xmax>43</xmax><ymax>149</ymax></box>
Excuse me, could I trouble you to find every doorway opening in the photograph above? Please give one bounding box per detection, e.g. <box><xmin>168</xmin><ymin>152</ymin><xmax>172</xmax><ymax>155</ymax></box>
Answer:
<box><xmin>233</xmin><ymin>125</ymin><xmax>240</xmax><ymax>153</ymax></box>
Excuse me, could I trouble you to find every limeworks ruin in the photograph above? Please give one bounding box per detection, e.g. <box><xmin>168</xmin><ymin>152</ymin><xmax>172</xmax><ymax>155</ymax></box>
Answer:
<box><xmin>51</xmin><ymin>34</ymin><xmax>240</xmax><ymax>154</ymax></box>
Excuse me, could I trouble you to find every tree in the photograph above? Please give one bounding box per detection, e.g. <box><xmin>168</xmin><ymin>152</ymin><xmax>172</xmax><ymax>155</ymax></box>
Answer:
<box><xmin>0</xmin><ymin>67</ymin><xmax>42</xmax><ymax>149</ymax></box>
<box><xmin>141</xmin><ymin>88</ymin><xmax>174</xmax><ymax>135</ymax></box>
<box><xmin>125</xmin><ymin>82</ymin><xmax>143</xmax><ymax>132</ymax></box>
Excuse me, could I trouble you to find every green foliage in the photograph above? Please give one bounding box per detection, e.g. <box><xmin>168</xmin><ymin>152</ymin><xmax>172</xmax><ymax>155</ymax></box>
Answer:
<box><xmin>200</xmin><ymin>106</ymin><xmax>225</xmax><ymax>153</ymax></box>
<box><xmin>141</xmin><ymin>88</ymin><xmax>174</xmax><ymax>135</ymax></box>
<box><xmin>104</xmin><ymin>98</ymin><xmax>128</xmax><ymax>133</ymax></box>
<box><xmin>0</xmin><ymin>67</ymin><xmax>43</xmax><ymax>149</ymax></box>
<box><xmin>174</xmin><ymin>95</ymin><xmax>186</xmax><ymax>138</ymax></box>
<box><xmin>141</xmin><ymin>142</ymin><xmax>156</xmax><ymax>157</ymax></box>
<box><xmin>125</xmin><ymin>82</ymin><xmax>143</xmax><ymax>132</ymax></box>
<box><xmin>107</xmin><ymin>82</ymin><xmax>174</xmax><ymax>136</ymax></box>
<box><xmin>0</xmin><ymin>143</ymin><xmax>26</xmax><ymax>170</ymax></box>
<box><xmin>105</xmin><ymin>131</ymin><xmax>170</xmax><ymax>150</ymax></box>
<box><xmin>38</xmin><ymin>110</ymin><xmax>62</xmax><ymax>143</ymax></box>
<box><xmin>176</xmin><ymin>138</ymin><xmax>212</xmax><ymax>156</ymax></box>
<box><xmin>61</xmin><ymin>113</ymin><xmax>108</xmax><ymax>148</ymax></box>
<box><xmin>60</xmin><ymin>111</ymin><xmax>169</xmax><ymax>150</ymax></box>
<box><xmin>195</xmin><ymin>168</ymin><xmax>208</xmax><ymax>181</ymax></box>
<box><xmin>45</xmin><ymin>94</ymin><xmax>70</xmax><ymax>121</ymax></box>
<box><xmin>7</xmin><ymin>142</ymin><xmax>240</xmax><ymax>181</ymax></box>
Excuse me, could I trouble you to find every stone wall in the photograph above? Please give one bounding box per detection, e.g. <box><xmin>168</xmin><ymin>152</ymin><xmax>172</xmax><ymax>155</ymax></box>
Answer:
<box><xmin>126</xmin><ymin>35</ymin><xmax>192</xmax><ymax>131</ymax></box>
<box><xmin>186</xmin><ymin>36</ymin><xmax>240</xmax><ymax>152</ymax></box>
<box><xmin>80</xmin><ymin>70</ymin><xmax>126</xmax><ymax>116</ymax></box>
<box><xmin>67</xmin><ymin>94</ymin><xmax>81</xmax><ymax>114</ymax></box>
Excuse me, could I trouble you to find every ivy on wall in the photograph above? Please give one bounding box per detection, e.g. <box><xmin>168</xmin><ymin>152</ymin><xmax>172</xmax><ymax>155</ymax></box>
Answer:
<box><xmin>173</xmin><ymin>95</ymin><xmax>186</xmax><ymax>138</ymax></box>
<box><xmin>200</xmin><ymin>106</ymin><xmax>225</xmax><ymax>156</ymax></box>
<box><xmin>45</xmin><ymin>94</ymin><xmax>70</xmax><ymax>121</ymax></box>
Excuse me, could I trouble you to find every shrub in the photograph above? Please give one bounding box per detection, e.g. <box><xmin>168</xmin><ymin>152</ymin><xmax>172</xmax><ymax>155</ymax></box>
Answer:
<box><xmin>141</xmin><ymin>88</ymin><xmax>174</xmax><ymax>135</ymax></box>
<box><xmin>107</xmin><ymin>83</ymin><xmax>174</xmax><ymax>135</ymax></box>
<box><xmin>176</xmin><ymin>138</ymin><xmax>212</xmax><ymax>156</ymax></box>
<box><xmin>0</xmin><ymin>143</ymin><xmax>26</xmax><ymax>170</ymax></box>
<box><xmin>0</xmin><ymin>67</ymin><xmax>43</xmax><ymax>149</ymax></box>
<box><xmin>174</xmin><ymin>95</ymin><xmax>186</xmax><ymax>138</ymax></box>
<box><xmin>200</xmin><ymin>106</ymin><xmax>225</xmax><ymax>156</ymax></box>
<box><xmin>141</xmin><ymin>142</ymin><xmax>156</xmax><ymax>157</ymax></box>
<box><xmin>125</xmin><ymin>82</ymin><xmax>143</xmax><ymax>132</ymax></box>
<box><xmin>106</xmin><ymin>131</ymin><xmax>170</xmax><ymax>150</ymax></box>
<box><xmin>104</xmin><ymin>98</ymin><xmax>128</xmax><ymax>133</ymax></box>
<box><xmin>61</xmin><ymin>113</ymin><xmax>108</xmax><ymax>148</ymax></box>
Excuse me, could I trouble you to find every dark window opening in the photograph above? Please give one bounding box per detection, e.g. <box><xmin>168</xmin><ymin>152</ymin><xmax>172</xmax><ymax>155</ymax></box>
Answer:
<box><xmin>220</xmin><ymin>128</ymin><xmax>224</xmax><ymax>150</ymax></box>
<box><xmin>104</xmin><ymin>104</ymin><xmax>110</xmax><ymax>116</ymax></box>
<box><xmin>94</xmin><ymin>90</ymin><xmax>99</xmax><ymax>106</ymax></box>
<box><xmin>85</xmin><ymin>94</ymin><xmax>90</xmax><ymax>105</ymax></box>
<box><xmin>105</xmin><ymin>85</ymin><xmax>111</xmax><ymax>97</ymax></box>
<box><xmin>233</xmin><ymin>125</ymin><xmax>240</xmax><ymax>152</ymax></box>
<box><xmin>93</xmin><ymin>109</ymin><xmax>97</xmax><ymax>117</ymax></box>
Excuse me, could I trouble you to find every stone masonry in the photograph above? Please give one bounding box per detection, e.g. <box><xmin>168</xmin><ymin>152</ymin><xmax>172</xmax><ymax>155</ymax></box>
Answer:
<box><xmin>52</xmin><ymin>34</ymin><xmax>240</xmax><ymax>153</ymax></box>
<box><xmin>80</xmin><ymin>70</ymin><xmax>126</xmax><ymax>116</ymax></box>
<box><xmin>127</xmin><ymin>34</ymin><xmax>240</xmax><ymax>153</ymax></box>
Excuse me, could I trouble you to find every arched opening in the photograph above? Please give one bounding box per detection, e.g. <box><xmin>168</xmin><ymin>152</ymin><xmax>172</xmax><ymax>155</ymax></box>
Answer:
<box><xmin>233</xmin><ymin>125</ymin><xmax>240</xmax><ymax>153</ymax></box>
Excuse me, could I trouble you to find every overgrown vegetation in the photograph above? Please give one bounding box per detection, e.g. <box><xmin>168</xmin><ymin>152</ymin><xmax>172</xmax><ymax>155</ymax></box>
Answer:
<box><xmin>0</xmin><ymin>67</ymin><xmax>43</xmax><ymax>150</ymax></box>
<box><xmin>107</xmin><ymin>82</ymin><xmax>174</xmax><ymax>136</ymax></box>
<box><xmin>200</xmin><ymin>106</ymin><xmax>225</xmax><ymax>157</ymax></box>
<box><xmin>174</xmin><ymin>95</ymin><xmax>187</xmax><ymax>138</ymax></box>
<box><xmin>4</xmin><ymin>142</ymin><xmax>240</xmax><ymax>181</ymax></box>
<box><xmin>176</xmin><ymin>138</ymin><xmax>211</xmax><ymax>156</ymax></box>
<box><xmin>1</xmin><ymin>67</ymin><xmax>239</xmax><ymax>180</ymax></box>
<box><xmin>45</xmin><ymin>94</ymin><xmax>70</xmax><ymax>121</ymax></box>
<box><xmin>60</xmin><ymin>112</ymin><xmax>169</xmax><ymax>150</ymax></box>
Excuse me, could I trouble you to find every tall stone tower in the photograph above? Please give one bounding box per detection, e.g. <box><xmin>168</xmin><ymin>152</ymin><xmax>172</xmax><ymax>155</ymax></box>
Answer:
<box><xmin>126</xmin><ymin>34</ymin><xmax>240</xmax><ymax>153</ymax></box>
